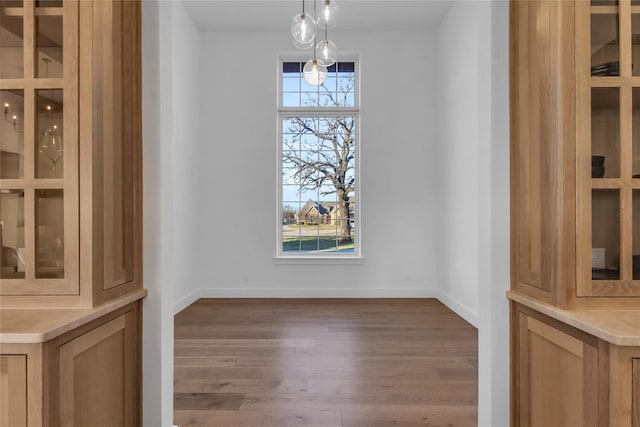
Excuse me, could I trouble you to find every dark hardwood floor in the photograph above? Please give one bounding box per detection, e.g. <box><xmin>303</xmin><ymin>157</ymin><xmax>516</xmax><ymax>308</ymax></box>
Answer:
<box><xmin>174</xmin><ymin>299</ymin><xmax>478</xmax><ymax>427</ymax></box>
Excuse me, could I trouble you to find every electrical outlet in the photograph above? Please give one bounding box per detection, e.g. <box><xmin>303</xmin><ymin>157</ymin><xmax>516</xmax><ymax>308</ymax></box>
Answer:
<box><xmin>592</xmin><ymin>248</ymin><xmax>605</xmax><ymax>269</ymax></box>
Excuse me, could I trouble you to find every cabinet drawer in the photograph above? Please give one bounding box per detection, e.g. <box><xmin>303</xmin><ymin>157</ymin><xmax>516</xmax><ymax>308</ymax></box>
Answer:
<box><xmin>0</xmin><ymin>355</ymin><xmax>27</xmax><ymax>427</ymax></box>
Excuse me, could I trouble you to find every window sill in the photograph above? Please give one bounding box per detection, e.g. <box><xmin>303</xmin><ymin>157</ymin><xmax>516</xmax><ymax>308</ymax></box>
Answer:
<box><xmin>273</xmin><ymin>256</ymin><xmax>365</xmax><ymax>265</ymax></box>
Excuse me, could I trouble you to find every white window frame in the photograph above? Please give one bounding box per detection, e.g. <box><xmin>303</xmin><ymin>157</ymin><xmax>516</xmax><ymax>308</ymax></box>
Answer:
<box><xmin>276</xmin><ymin>56</ymin><xmax>362</xmax><ymax>261</ymax></box>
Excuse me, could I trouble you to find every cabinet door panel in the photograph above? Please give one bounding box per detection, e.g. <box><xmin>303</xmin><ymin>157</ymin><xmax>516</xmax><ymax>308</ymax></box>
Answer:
<box><xmin>0</xmin><ymin>355</ymin><xmax>27</xmax><ymax>427</ymax></box>
<box><xmin>514</xmin><ymin>0</ymin><xmax>545</xmax><ymax>291</ymax></box>
<box><xmin>518</xmin><ymin>313</ymin><xmax>598</xmax><ymax>427</ymax></box>
<box><xmin>58</xmin><ymin>312</ymin><xmax>134</xmax><ymax>427</ymax></box>
<box><xmin>79</xmin><ymin>0</ymin><xmax>140</xmax><ymax>300</ymax></box>
<box><xmin>511</xmin><ymin>0</ymin><xmax>575</xmax><ymax>302</ymax></box>
<box><xmin>90</xmin><ymin>0</ymin><xmax>137</xmax><ymax>292</ymax></box>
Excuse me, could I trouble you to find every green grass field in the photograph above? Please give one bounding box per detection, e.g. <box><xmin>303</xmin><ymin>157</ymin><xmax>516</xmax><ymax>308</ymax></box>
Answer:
<box><xmin>283</xmin><ymin>224</ymin><xmax>344</xmax><ymax>231</ymax></box>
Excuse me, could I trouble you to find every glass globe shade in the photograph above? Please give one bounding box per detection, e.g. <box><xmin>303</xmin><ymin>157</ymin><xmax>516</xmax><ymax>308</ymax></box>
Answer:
<box><xmin>294</xmin><ymin>38</ymin><xmax>314</xmax><ymax>50</ymax></box>
<box><xmin>317</xmin><ymin>39</ymin><xmax>337</xmax><ymax>67</ymax></box>
<box><xmin>303</xmin><ymin>59</ymin><xmax>328</xmax><ymax>85</ymax></box>
<box><xmin>291</xmin><ymin>13</ymin><xmax>316</xmax><ymax>45</ymax></box>
<box><xmin>317</xmin><ymin>0</ymin><xmax>337</xmax><ymax>30</ymax></box>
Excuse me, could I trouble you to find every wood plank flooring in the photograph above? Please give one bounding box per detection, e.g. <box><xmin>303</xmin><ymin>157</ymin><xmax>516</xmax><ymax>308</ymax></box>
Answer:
<box><xmin>174</xmin><ymin>299</ymin><xmax>478</xmax><ymax>427</ymax></box>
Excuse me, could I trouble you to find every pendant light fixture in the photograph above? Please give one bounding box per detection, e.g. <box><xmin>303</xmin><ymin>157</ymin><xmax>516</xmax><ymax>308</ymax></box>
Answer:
<box><xmin>290</xmin><ymin>0</ymin><xmax>337</xmax><ymax>86</ymax></box>
<box><xmin>291</xmin><ymin>0</ymin><xmax>316</xmax><ymax>48</ymax></box>
<box><xmin>303</xmin><ymin>0</ymin><xmax>327</xmax><ymax>85</ymax></box>
<box><xmin>317</xmin><ymin>26</ymin><xmax>337</xmax><ymax>67</ymax></box>
<box><xmin>317</xmin><ymin>0</ymin><xmax>337</xmax><ymax>30</ymax></box>
<box><xmin>303</xmin><ymin>58</ymin><xmax>328</xmax><ymax>85</ymax></box>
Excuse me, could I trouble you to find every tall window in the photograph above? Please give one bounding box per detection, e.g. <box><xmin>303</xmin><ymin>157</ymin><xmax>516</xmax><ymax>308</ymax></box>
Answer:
<box><xmin>278</xmin><ymin>60</ymin><xmax>359</xmax><ymax>257</ymax></box>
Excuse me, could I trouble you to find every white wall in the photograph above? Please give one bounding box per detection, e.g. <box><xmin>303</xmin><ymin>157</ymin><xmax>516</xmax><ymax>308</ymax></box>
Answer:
<box><xmin>171</xmin><ymin>2</ymin><xmax>202</xmax><ymax>310</ymax></box>
<box><xmin>142</xmin><ymin>0</ymin><xmax>173</xmax><ymax>425</ymax></box>
<box><xmin>478</xmin><ymin>2</ymin><xmax>510</xmax><ymax>425</ymax></box>
<box><xmin>436</xmin><ymin>1</ymin><xmax>510</xmax><ymax>425</ymax></box>
<box><xmin>143</xmin><ymin>0</ymin><xmax>204</xmax><ymax>423</ymax></box>
<box><xmin>142</xmin><ymin>0</ymin><xmax>201</xmax><ymax>424</ymax></box>
<box><xmin>434</xmin><ymin>1</ymin><xmax>481</xmax><ymax>325</ymax></box>
<box><xmin>180</xmin><ymin>29</ymin><xmax>440</xmax><ymax>302</ymax></box>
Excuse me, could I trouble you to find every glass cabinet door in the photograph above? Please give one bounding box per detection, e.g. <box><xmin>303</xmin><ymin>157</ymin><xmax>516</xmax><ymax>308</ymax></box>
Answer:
<box><xmin>0</xmin><ymin>0</ymin><xmax>78</xmax><ymax>295</ymax></box>
<box><xmin>578</xmin><ymin>0</ymin><xmax>640</xmax><ymax>296</ymax></box>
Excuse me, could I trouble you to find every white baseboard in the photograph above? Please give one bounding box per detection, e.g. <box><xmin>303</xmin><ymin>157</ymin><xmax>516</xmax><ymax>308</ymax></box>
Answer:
<box><xmin>200</xmin><ymin>287</ymin><xmax>438</xmax><ymax>299</ymax></box>
<box><xmin>436</xmin><ymin>290</ymin><xmax>479</xmax><ymax>328</ymax></box>
<box><xmin>174</xmin><ymin>289</ymin><xmax>203</xmax><ymax>314</ymax></box>
<box><xmin>174</xmin><ymin>287</ymin><xmax>479</xmax><ymax>329</ymax></box>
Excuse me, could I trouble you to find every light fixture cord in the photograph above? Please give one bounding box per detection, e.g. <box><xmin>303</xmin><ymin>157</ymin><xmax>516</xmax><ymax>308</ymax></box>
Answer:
<box><xmin>313</xmin><ymin>0</ymin><xmax>317</xmax><ymax>60</ymax></box>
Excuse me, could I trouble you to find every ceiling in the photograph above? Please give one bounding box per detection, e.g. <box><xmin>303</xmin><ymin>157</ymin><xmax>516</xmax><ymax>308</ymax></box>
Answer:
<box><xmin>181</xmin><ymin>0</ymin><xmax>454</xmax><ymax>32</ymax></box>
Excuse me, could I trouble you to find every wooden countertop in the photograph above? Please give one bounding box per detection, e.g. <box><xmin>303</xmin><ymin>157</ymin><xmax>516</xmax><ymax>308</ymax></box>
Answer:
<box><xmin>0</xmin><ymin>289</ymin><xmax>147</xmax><ymax>344</ymax></box>
<box><xmin>508</xmin><ymin>290</ymin><xmax>640</xmax><ymax>346</ymax></box>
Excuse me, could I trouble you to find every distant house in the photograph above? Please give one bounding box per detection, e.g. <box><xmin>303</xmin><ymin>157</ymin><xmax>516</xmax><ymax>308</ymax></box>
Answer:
<box><xmin>294</xmin><ymin>199</ymin><xmax>355</xmax><ymax>225</ymax></box>
<box><xmin>295</xmin><ymin>200</ymin><xmax>331</xmax><ymax>225</ymax></box>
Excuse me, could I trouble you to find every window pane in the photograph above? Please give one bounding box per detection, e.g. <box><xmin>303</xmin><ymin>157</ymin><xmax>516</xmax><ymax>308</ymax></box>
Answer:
<box><xmin>281</xmin><ymin>62</ymin><xmax>355</xmax><ymax>108</ymax></box>
<box><xmin>36</xmin><ymin>0</ymin><xmax>63</xmax><ymax>6</ymax></box>
<box><xmin>1</xmin><ymin>89</ymin><xmax>24</xmax><ymax>178</ymax></box>
<box><xmin>633</xmin><ymin>14</ymin><xmax>640</xmax><ymax>76</ymax></box>
<box><xmin>592</xmin><ymin>189</ymin><xmax>620</xmax><ymax>280</ymax></box>
<box><xmin>318</xmin><ymin>184</ymin><xmax>337</xmax><ymax>203</ymax></box>
<box><xmin>36</xmin><ymin>15</ymin><xmax>63</xmax><ymax>78</ymax></box>
<box><xmin>282</xmin><ymin>185</ymin><xmax>302</xmax><ymax>203</ymax></box>
<box><xmin>591</xmin><ymin>88</ymin><xmax>619</xmax><ymax>178</ymax></box>
<box><xmin>282</xmin><ymin>167</ymin><xmax>299</xmax><ymax>185</ymax></box>
<box><xmin>0</xmin><ymin>3</ymin><xmax>23</xmax><ymax>79</ymax></box>
<box><xmin>634</xmin><ymin>190</ymin><xmax>640</xmax><ymax>280</ymax></box>
<box><xmin>35</xmin><ymin>89</ymin><xmax>64</xmax><ymax>179</ymax></box>
<box><xmin>0</xmin><ymin>189</ymin><xmax>25</xmax><ymax>279</ymax></box>
<box><xmin>591</xmin><ymin>13</ymin><xmax>619</xmax><ymax>76</ymax></box>
<box><xmin>35</xmin><ymin>188</ymin><xmax>64</xmax><ymax>278</ymax></box>
<box><xmin>633</xmin><ymin>88</ymin><xmax>640</xmax><ymax>178</ymax></box>
<box><xmin>282</xmin><ymin>92</ymin><xmax>300</xmax><ymax>107</ymax></box>
<box><xmin>282</xmin><ymin>203</ymin><xmax>299</xmax><ymax>226</ymax></box>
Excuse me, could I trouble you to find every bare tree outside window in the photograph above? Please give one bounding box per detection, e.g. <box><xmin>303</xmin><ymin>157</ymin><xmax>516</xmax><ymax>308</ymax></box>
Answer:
<box><xmin>283</xmin><ymin>114</ymin><xmax>355</xmax><ymax>244</ymax></box>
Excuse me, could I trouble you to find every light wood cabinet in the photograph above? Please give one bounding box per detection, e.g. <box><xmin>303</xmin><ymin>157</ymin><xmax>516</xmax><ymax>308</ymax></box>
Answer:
<box><xmin>58</xmin><ymin>312</ymin><xmax>136</xmax><ymax>427</ymax></box>
<box><xmin>0</xmin><ymin>0</ymin><xmax>80</xmax><ymax>298</ymax></box>
<box><xmin>516</xmin><ymin>312</ymin><xmax>598</xmax><ymax>427</ymax></box>
<box><xmin>511</xmin><ymin>0</ymin><xmax>640</xmax><ymax>308</ymax></box>
<box><xmin>511</xmin><ymin>0</ymin><xmax>576</xmax><ymax>304</ymax></box>
<box><xmin>511</xmin><ymin>301</ymin><xmax>640</xmax><ymax>427</ymax></box>
<box><xmin>510</xmin><ymin>0</ymin><xmax>577</xmax><ymax>305</ymax></box>
<box><xmin>0</xmin><ymin>355</ymin><xmax>27</xmax><ymax>427</ymax></box>
<box><xmin>0</xmin><ymin>299</ymin><xmax>141</xmax><ymax>427</ymax></box>
<box><xmin>0</xmin><ymin>0</ymin><xmax>144</xmax><ymax>425</ymax></box>
<box><xmin>511</xmin><ymin>0</ymin><xmax>640</xmax><ymax>425</ymax></box>
<box><xmin>576</xmin><ymin>0</ymin><xmax>640</xmax><ymax>298</ymax></box>
<box><xmin>0</xmin><ymin>0</ymin><xmax>142</xmax><ymax>309</ymax></box>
